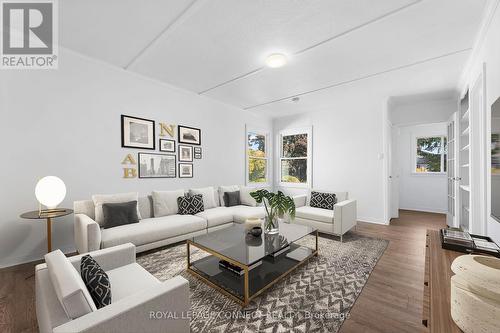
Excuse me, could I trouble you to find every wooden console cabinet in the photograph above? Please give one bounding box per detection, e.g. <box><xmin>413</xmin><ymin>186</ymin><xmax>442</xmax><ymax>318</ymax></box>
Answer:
<box><xmin>423</xmin><ymin>230</ymin><xmax>462</xmax><ymax>332</ymax></box>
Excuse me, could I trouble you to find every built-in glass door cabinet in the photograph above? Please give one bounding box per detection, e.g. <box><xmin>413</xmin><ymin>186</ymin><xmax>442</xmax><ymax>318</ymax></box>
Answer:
<box><xmin>459</xmin><ymin>90</ymin><xmax>471</xmax><ymax>232</ymax></box>
<box><xmin>447</xmin><ymin>112</ymin><xmax>459</xmax><ymax>228</ymax></box>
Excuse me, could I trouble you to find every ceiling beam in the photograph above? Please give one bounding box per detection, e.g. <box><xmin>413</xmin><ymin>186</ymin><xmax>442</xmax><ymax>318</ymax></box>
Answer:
<box><xmin>124</xmin><ymin>0</ymin><xmax>206</xmax><ymax>70</ymax></box>
<box><xmin>198</xmin><ymin>0</ymin><xmax>424</xmax><ymax>95</ymax></box>
<box><xmin>244</xmin><ymin>48</ymin><xmax>472</xmax><ymax>111</ymax></box>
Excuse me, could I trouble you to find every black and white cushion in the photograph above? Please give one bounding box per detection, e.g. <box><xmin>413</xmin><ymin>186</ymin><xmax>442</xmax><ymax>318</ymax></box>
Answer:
<box><xmin>177</xmin><ymin>194</ymin><xmax>204</xmax><ymax>215</ymax></box>
<box><xmin>310</xmin><ymin>191</ymin><xmax>337</xmax><ymax>210</ymax></box>
<box><xmin>80</xmin><ymin>255</ymin><xmax>111</xmax><ymax>309</ymax></box>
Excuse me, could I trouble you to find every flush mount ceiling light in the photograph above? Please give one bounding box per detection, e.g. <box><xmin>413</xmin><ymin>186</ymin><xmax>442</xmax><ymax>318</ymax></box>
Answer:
<box><xmin>265</xmin><ymin>53</ymin><xmax>288</xmax><ymax>68</ymax></box>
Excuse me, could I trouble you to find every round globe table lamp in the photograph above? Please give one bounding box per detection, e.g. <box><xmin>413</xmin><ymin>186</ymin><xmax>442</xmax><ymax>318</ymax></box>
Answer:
<box><xmin>20</xmin><ymin>176</ymin><xmax>73</xmax><ymax>253</ymax></box>
<box><xmin>35</xmin><ymin>176</ymin><xmax>67</xmax><ymax>215</ymax></box>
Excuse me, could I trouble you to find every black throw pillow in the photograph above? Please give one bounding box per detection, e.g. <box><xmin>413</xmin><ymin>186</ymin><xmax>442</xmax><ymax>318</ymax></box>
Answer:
<box><xmin>177</xmin><ymin>194</ymin><xmax>204</xmax><ymax>215</ymax></box>
<box><xmin>223</xmin><ymin>191</ymin><xmax>241</xmax><ymax>207</ymax></box>
<box><xmin>310</xmin><ymin>191</ymin><xmax>337</xmax><ymax>210</ymax></box>
<box><xmin>80</xmin><ymin>255</ymin><xmax>111</xmax><ymax>309</ymax></box>
<box><xmin>102</xmin><ymin>200</ymin><xmax>139</xmax><ymax>229</ymax></box>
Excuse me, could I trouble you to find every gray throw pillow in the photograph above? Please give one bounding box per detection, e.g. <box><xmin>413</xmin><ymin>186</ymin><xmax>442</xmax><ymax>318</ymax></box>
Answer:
<box><xmin>224</xmin><ymin>191</ymin><xmax>241</xmax><ymax>207</ymax></box>
<box><xmin>102</xmin><ymin>201</ymin><xmax>139</xmax><ymax>229</ymax></box>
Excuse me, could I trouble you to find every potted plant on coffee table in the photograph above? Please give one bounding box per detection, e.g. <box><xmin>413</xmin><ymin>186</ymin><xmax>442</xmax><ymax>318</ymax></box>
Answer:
<box><xmin>250</xmin><ymin>189</ymin><xmax>296</xmax><ymax>234</ymax></box>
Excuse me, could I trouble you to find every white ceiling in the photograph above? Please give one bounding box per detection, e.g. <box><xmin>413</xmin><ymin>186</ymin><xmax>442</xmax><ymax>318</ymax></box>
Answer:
<box><xmin>60</xmin><ymin>0</ymin><xmax>489</xmax><ymax>118</ymax></box>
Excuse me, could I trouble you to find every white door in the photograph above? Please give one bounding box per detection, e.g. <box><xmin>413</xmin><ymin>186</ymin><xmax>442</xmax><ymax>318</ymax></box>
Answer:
<box><xmin>390</xmin><ymin>126</ymin><xmax>399</xmax><ymax>219</ymax></box>
<box><xmin>447</xmin><ymin>112</ymin><xmax>459</xmax><ymax>227</ymax></box>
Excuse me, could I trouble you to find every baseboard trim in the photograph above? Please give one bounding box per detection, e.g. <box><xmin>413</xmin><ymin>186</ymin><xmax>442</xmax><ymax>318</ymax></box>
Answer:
<box><xmin>0</xmin><ymin>245</ymin><xmax>76</xmax><ymax>269</ymax></box>
<box><xmin>358</xmin><ymin>217</ymin><xmax>388</xmax><ymax>225</ymax></box>
<box><xmin>399</xmin><ymin>207</ymin><xmax>447</xmax><ymax>215</ymax></box>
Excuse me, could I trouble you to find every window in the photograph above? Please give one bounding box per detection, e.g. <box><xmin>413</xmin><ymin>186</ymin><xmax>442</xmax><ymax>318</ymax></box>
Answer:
<box><xmin>415</xmin><ymin>136</ymin><xmax>447</xmax><ymax>173</ymax></box>
<box><xmin>279</xmin><ymin>128</ymin><xmax>312</xmax><ymax>187</ymax></box>
<box><xmin>247</xmin><ymin>129</ymin><xmax>268</xmax><ymax>184</ymax></box>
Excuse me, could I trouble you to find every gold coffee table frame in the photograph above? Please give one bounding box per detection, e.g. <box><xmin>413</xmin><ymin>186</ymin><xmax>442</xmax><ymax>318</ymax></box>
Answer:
<box><xmin>186</xmin><ymin>229</ymin><xmax>318</xmax><ymax>307</ymax></box>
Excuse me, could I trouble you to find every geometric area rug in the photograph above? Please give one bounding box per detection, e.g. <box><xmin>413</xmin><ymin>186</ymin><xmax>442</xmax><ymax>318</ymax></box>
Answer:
<box><xmin>137</xmin><ymin>233</ymin><xmax>388</xmax><ymax>333</ymax></box>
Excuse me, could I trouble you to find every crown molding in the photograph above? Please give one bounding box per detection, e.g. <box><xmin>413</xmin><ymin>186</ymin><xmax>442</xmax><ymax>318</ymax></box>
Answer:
<box><xmin>458</xmin><ymin>0</ymin><xmax>500</xmax><ymax>90</ymax></box>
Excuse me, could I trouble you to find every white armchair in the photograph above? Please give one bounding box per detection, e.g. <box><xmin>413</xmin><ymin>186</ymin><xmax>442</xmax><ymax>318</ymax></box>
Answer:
<box><xmin>35</xmin><ymin>243</ymin><xmax>190</xmax><ymax>333</ymax></box>
<box><xmin>292</xmin><ymin>191</ymin><xmax>357</xmax><ymax>242</ymax></box>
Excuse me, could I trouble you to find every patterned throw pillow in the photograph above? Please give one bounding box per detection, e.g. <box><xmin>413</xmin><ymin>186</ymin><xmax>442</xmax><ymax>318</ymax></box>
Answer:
<box><xmin>177</xmin><ymin>194</ymin><xmax>204</xmax><ymax>215</ymax></box>
<box><xmin>80</xmin><ymin>255</ymin><xmax>111</xmax><ymax>309</ymax></box>
<box><xmin>310</xmin><ymin>191</ymin><xmax>337</xmax><ymax>210</ymax></box>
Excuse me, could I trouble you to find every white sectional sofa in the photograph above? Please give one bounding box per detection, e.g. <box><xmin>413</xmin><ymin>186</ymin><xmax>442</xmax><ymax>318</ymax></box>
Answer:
<box><xmin>36</xmin><ymin>243</ymin><xmax>190</xmax><ymax>333</ymax></box>
<box><xmin>292</xmin><ymin>190</ymin><xmax>357</xmax><ymax>242</ymax></box>
<box><xmin>74</xmin><ymin>186</ymin><xmax>267</xmax><ymax>254</ymax></box>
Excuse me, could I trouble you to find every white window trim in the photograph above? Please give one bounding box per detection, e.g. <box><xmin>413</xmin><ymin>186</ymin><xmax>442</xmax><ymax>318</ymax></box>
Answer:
<box><xmin>412</xmin><ymin>134</ymin><xmax>447</xmax><ymax>176</ymax></box>
<box><xmin>245</xmin><ymin>125</ymin><xmax>271</xmax><ymax>187</ymax></box>
<box><xmin>278</xmin><ymin>127</ymin><xmax>312</xmax><ymax>188</ymax></box>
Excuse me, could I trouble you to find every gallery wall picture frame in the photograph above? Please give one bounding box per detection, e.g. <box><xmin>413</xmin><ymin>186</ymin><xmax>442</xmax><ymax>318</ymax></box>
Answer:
<box><xmin>194</xmin><ymin>147</ymin><xmax>202</xmax><ymax>159</ymax></box>
<box><xmin>121</xmin><ymin>115</ymin><xmax>155</xmax><ymax>150</ymax></box>
<box><xmin>159</xmin><ymin>139</ymin><xmax>176</xmax><ymax>153</ymax></box>
<box><xmin>179</xmin><ymin>163</ymin><xmax>193</xmax><ymax>178</ymax></box>
<box><xmin>138</xmin><ymin>153</ymin><xmax>176</xmax><ymax>178</ymax></box>
<box><xmin>178</xmin><ymin>125</ymin><xmax>201</xmax><ymax>145</ymax></box>
<box><xmin>178</xmin><ymin>144</ymin><xmax>193</xmax><ymax>162</ymax></box>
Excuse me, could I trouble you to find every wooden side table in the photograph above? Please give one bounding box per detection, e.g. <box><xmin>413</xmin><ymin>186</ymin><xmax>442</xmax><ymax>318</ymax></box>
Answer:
<box><xmin>20</xmin><ymin>209</ymin><xmax>73</xmax><ymax>252</ymax></box>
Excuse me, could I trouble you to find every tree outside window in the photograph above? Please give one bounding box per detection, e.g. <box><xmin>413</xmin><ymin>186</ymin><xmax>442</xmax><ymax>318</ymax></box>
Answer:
<box><xmin>247</xmin><ymin>132</ymin><xmax>267</xmax><ymax>183</ymax></box>
<box><xmin>281</xmin><ymin>133</ymin><xmax>308</xmax><ymax>183</ymax></box>
<box><xmin>416</xmin><ymin>136</ymin><xmax>447</xmax><ymax>173</ymax></box>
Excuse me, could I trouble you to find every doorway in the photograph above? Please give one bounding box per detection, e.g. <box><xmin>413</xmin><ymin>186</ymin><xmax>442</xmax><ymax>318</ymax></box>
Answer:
<box><xmin>386</xmin><ymin>94</ymin><xmax>458</xmax><ymax>222</ymax></box>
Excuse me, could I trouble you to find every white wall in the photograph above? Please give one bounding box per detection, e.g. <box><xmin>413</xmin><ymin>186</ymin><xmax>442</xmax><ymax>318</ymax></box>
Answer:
<box><xmin>273</xmin><ymin>97</ymin><xmax>387</xmax><ymax>224</ymax></box>
<box><xmin>394</xmin><ymin>123</ymin><xmax>448</xmax><ymax>214</ymax></box>
<box><xmin>461</xmin><ymin>1</ymin><xmax>500</xmax><ymax>243</ymax></box>
<box><xmin>0</xmin><ymin>48</ymin><xmax>271</xmax><ymax>267</ymax></box>
<box><xmin>389</xmin><ymin>97</ymin><xmax>456</xmax><ymax>126</ymax></box>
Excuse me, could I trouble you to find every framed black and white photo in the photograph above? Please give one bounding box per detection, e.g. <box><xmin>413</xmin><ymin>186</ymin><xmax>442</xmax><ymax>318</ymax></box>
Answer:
<box><xmin>178</xmin><ymin>144</ymin><xmax>193</xmax><ymax>162</ymax></box>
<box><xmin>159</xmin><ymin>139</ymin><xmax>175</xmax><ymax>153</ymax></box>
<box><xmin>121</xmin><ymin>115</ymin><xmax>155</xmax><ymax>150</ymax></box>
<box><xmin>178</xmin><ymin>125</ymin><xmax>201</xmax><ymax>145</ymax></box>
<box><xmin>179</xmin><ymin>163</ymin><xmax>193</xmax><ymax>178</ymax></box>
<box><xmin>138</xmin><ymin>153</ymin><xmax>176</xmax><ymax>178</ymax></box>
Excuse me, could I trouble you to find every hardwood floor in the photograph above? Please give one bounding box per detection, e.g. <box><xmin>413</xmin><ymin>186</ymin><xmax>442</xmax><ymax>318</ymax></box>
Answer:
<box><xmin>0</xmin><ymin>261</ymin><xmax>39</xmax><ymax>333</ymax></box>
<box><xmin>341</xmin><ymin>210</ymin><xmax>445</xmax><ymax>333</ymax></box>
<box><xmin>0</xmin><ymin>210</ymin><xmax>445</xmax><ymax>333</ymax></box>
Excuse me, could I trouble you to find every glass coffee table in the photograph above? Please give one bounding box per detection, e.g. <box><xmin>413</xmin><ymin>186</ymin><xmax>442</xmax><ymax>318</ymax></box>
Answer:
<box><xmin>186</xmin><ymin>222</ymin><xmax>318</xmax><ymax>306</ymax></box>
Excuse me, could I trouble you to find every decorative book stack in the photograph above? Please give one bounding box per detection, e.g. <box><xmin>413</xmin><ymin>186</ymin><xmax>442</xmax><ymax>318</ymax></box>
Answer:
<box><xmin>442</xmin><ymin>229</ymin><xmax>474</xmax><ymax>247</ymax></box>
<box><xmin>472</xmin><ymin>237</ymin><xmax>500</xmax><ymax>252</ymax></box>
<box><xmin>218</xmin><ymin>260</ymin><xmax>262</xmax><ymax>276</ymax></box>
<box><xmin>440</xmin><ymin>229</ymin><xmax>500</xmax><ymax>257</ymax></box>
